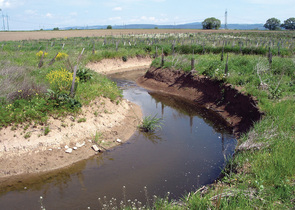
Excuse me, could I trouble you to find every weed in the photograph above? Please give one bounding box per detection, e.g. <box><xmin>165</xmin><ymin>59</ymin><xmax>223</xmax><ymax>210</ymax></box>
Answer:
<box><xmin>94</xmin><ymin>131</ymin><xmax>102</xmax><ymax>144</ymax></box>
<box><xmin>77</xmin><ymin>118</ymin><xmax>86</xmax><ymax>123</ymax></box>
<box><xmin>24</xmin><ymin>132</ymin><xmax>31</xmax><ymax>139</ymax></box>
<box><xmin>44</xmin><ymin>126</ymin><xmax>50</xmax><ymax>135</ymax></box>
<box><xmin>138</xmin><ymin>115</ymin><xmax>163</xmax><ymax>132</ymax></box>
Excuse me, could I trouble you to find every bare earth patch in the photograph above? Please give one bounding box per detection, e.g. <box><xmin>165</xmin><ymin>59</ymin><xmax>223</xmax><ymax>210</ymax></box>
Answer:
<box><xmin>0</xmin><ymin>58</ymin><xmax>153</xmax><ymax>183</ymax></box>
<box><xmin>86</xmin><ymin>57</ymin><xmax>152</xmax><ymax>75</ymax></box>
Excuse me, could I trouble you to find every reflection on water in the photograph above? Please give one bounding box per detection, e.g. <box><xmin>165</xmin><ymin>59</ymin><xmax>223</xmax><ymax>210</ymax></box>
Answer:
<box><xmin>0</xmin><ymin>70</ymin><xmax>236</xmax><ymax>209</ymax></box>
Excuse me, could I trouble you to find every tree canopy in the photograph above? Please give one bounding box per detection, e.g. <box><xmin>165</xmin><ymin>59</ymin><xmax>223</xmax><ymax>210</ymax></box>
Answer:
<box><xmin>107</xmin><ymin>25</ymin><xmax>112</xmax><ymax>29</ymax></box>
<box><xmin>202</xmin><ymin>17</ymin><xmax>221</xmax><ymax>30</ymax></box>
<box><xmin>264</xmin><ymin>18</ymin><xmax>281</xmax><ymax>30</ymax></box>
<box><xmin>281</xmin><ymin>17</ymin><xmax>295</xmax><ymax>30</ymax></box>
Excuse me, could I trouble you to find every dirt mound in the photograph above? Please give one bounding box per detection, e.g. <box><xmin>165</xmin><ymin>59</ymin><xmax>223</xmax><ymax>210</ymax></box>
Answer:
<box><xmin>137</xmin><ymin>67</ymin><xmax>263</xmax><ymax>136</ymax></box>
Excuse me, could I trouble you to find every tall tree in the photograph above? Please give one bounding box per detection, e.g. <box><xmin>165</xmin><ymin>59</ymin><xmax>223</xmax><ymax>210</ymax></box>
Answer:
<box><xmin>281</xmin><ymin>17</ymin><xmax>295</xmax><ymax>30</ymax></box>
<box><xmin>264</xmin><ymin>18</ymin><xmax>281</xmax><ymax>30</ymax></box>
<box><xmin>202</xmin><ymin>17</ymin><xmax>221</xmax><ymax>30</ymax></box>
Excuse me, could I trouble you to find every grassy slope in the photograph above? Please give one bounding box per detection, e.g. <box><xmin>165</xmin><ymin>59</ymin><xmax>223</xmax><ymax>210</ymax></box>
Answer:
<box><xmin>151</xmin><ymin>54</ymin><xmax>295</xmax><ymax>209</ymax></box>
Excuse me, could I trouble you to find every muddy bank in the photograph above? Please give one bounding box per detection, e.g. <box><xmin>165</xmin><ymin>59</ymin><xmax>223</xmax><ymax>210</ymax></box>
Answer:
<box><xmin>137</xmin><ymin>67</ymin><xmax>263</xmax><ymax>136</ymax></box>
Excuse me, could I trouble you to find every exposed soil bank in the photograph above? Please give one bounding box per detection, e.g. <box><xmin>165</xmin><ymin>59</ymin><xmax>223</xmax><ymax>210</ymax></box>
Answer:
<box><xmin>0</xmin><ymin>58</ymin><xmax>148</xmax><ymax>184</ymax></box>
<box><xmin>137</xmin><ymin>67</ymin><xmax>263</xmax><ymax>137</ymax></box>
<box><xmin>86</xmin><ymin>57</ymin><xmax>152</xmax><ymax>75</ymax></box>
<box><xmin>0</xmin><ymin>97</ymin><xmax>142</xmax><ymax>183</ymax></box>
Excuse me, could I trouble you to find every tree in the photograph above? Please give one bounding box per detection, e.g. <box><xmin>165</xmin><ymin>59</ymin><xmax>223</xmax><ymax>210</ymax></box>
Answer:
<box><xmin>264</xmin><ymin>18</ymin><xmax>281</xmax><ymax>30</ymax></box>
<box><xmin>53</xmin><ymin>27</ymin><xmax>59</xmax><ymax>31</ymax></box>
<box><xmin>107</xmin><ymin>25</ymin><xmax>112</xmax><ymax>29</ymax></box>
<box><xmin>202</xmin><ymin>17</ymin><xmax>221</xmax><ymax>30</ymax></box>
<box><xmin>281</xmin><ymin>17</ymin><xmax>295</xmax><ymax>30</ymax></box>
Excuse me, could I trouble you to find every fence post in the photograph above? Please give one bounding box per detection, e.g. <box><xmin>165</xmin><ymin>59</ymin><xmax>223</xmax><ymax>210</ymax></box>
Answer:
<box><xmin>70</xmin><ymin>48</ymin><xmax>85</xmax><ymax>97</ymax></box>
<box><xmin>191</xmin><ymin>50</ymin><xmax>195</xmax><ymax>70</ymax></box>
<box><xmin>225</xmin><ymin>53</ymin><xmax>229</xmax><ymax>75</ymax></box>
<box><xmin>38</xmin><ymin>51</ymin><xmax>45</xmax><ymax>68</ymax></box>
<box><xmin>48</xmin><ymin>52</ymin><xmax>59</xmax><ymax>66</ymax></box>
<box><xmin>161</xmin><ymin>48</ymin><xmax>164</xmax><ymax>67</ymax></box>
<box><xmin>92</xmin><ymin>40</ymin><xmax>95</xmax><ymax>54</ymax></box>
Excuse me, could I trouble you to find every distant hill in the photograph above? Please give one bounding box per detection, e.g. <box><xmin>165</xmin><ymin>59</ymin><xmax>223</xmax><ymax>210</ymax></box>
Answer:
<box><xmin>62</xmin><ymin>22</ymin><xmax>265</xmax><ymax>31</ymax></box>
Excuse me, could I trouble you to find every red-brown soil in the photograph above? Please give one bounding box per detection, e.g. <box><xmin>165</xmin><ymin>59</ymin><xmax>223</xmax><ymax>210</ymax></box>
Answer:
<box><xmin>137</xmin><ymin>67</ymin><xmax>263</xmax><ymax>137</ymax></box>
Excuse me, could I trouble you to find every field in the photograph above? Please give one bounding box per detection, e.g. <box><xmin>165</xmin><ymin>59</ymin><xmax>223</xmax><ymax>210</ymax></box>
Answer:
<box><xmin>0</xmin><ymin>29</ymin><xmax>244</xmax><ymax>42</ymax></box>
<box><xmin>0</xmin><ymin>29</ymin><xmax>294</xmax><ymax>209</ymax></box>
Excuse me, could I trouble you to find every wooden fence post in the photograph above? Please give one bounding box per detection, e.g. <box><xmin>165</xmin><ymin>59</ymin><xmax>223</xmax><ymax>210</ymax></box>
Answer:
<box><xmin>92</xmin><ymin>40</ymin><xmax>95</xmax><ymax>54</ymax></box>
<box><xmin>48</xmin><ymin>52</ymin><xmax>59</xmax><ymax>66</ymax></box>
<box><xmin>191</xmin><ymin>50</ymin><xmax>195</xmax><ymax>70</ymax></box>
<box><xmin>161</xmin><ymin>48</ymin><xmax>164</xmax><ymax>67</ymax></box>
<box><xmin>70</xmin><ymin>48</ymin><xmax>85</xmax><ymax>97</ymax></box>
<box><xmin>38</xmin><ymin>51</ymin><xmax>45</xmax><ymax>68</ymax></box>
<box><xmin>225</xmin><ymin>53</ymin><xmax>229</xmax><ymax>75</ymax></box>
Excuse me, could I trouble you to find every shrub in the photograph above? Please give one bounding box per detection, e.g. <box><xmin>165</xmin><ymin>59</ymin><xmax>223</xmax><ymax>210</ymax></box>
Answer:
<box><xmin>55</xmin><ymin>52</ymin><xmax>68</xmax><ymax>61</ymax></box>
<box><xmin>122</xmin><ymin>56</ymin><xmax>128</xmax><ymax>62</ymax></box>
<box><xmin>76</xmin><ymin>68</ymin><xmax>94</xmax><ymax>83</ymax></box>
<box><xmin>46</xmin><ymin>68</ymin><xmax>79</xmax><ymax>94</ymax></box>
<box><xmin>36</xmin><ymin>51</ymin><xmax>48</xmax><ymax>58</ymax></box>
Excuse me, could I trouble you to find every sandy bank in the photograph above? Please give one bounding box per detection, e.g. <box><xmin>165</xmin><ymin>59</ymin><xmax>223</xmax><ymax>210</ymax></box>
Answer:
<box><xmin>0</xmin><ymin>57</ymin><xmax>153</xmax><ymax>183</ymax></box>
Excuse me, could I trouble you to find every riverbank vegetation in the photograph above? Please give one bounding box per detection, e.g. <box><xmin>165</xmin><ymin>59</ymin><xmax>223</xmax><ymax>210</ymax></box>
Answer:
<box><xmin>0</xmin><ymin>30</ymin><xmax>294</xmax><ymax>209</ymax></box>
<box><xmin>151</xmin><ymin>54</ymin><xmax>295</xmax><ymax>208</ymax></box>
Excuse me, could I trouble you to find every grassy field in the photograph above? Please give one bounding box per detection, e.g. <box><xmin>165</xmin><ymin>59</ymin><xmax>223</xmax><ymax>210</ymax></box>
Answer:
<box><xmin>0</xmin><ymin>30</ymin><xmax>294</xmax><ymax>209</ymax></box>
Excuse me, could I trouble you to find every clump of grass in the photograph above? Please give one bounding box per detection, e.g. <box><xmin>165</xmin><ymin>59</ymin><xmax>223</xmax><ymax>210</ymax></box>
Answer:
<box><xmin>44</xmin><ymin>126</ymin><xmax>50</xmax><ymax>135</ymax></box>
<box><xmin>24</xmin><ymin>132</ymin><xmax>31</xmax><ymax>139</ymax></box>
<box><xmin>94</xmin><ymin>131</ymin><xmax>102</xmax><ymax>144</ymax></box>
<box><xmin>138</xmin><ymin>115</ymin><xmax>163</xmax><ymax>132</ymax></box>
<box><xmin>77</xmin><ymin>118</ymin><xmax>86</xmax><ymax>123</ymax></box>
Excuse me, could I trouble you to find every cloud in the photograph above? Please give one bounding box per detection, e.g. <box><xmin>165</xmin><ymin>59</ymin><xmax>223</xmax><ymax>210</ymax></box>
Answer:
<box><xmin>46</xmin><ymin>13</ymin><xmax>53</xmax><ymax>18</ymax></box>
<box><xmin>113</xmin><ymin>7</ymin><xmax>122</xmax><ymax>11</ymax></box>
<box><xmin>0</xmin><ymin>0</ymin><xmax>11</xmax><ymax>8</ymax></box>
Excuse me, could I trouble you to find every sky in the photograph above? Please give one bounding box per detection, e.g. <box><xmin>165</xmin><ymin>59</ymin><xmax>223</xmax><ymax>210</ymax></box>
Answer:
<box><xmin>0</xmin><ymin>0</ymin><xmax>294</xmax><ymax>30</ymax></box>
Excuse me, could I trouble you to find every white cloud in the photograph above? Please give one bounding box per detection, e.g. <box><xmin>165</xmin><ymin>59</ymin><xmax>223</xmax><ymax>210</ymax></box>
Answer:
<box><xmin>113</xmin><ymin>7</ymin><xmax>122</xmax><ymax>11</ymax></box>
<box><xmin>0</xmin><ymin>0</ymin><xmax>11</xmax><ymax>8</ymax></box>
<box><xmin>46</xmin><ymin>13</ymin><xmax>53</xmax><ymax>18</ymax></box>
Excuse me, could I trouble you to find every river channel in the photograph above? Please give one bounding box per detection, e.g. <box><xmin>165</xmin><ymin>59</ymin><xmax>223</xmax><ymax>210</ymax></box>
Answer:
<box><xmin>0</xmin><ymin>70</ymin><xmax>236</xmax><ymax>209</ymax></box>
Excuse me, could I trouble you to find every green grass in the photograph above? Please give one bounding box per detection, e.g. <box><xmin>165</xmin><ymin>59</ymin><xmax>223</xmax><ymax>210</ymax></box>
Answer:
<box><xmin>138</xmin><ymin>115</ymin><xmax>163</xmax><ymax>132</ymax></box>
<box><xmin>151</xmin><ymin>53</ymin><xmax>295</xmax><ymax>209</ymax></box>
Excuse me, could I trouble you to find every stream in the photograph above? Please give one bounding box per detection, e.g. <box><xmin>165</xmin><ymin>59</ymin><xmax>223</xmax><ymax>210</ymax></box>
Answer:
<box><xmin>0</xmin><ymin>70</ymin><xmax>236</xmax><ymax>209</ymax></box>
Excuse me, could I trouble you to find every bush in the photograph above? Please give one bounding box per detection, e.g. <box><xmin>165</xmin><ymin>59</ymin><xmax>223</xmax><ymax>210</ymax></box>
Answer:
<box><xmin>76</xmin><ymin>68</ymin><xmax>94</xmax><ymax>83</ymax></box>
<box><xmin>122</xmin><ymin>56</ymin><xmax>128</xmax><ymax>62</ymax></box>
<box><xmin>46</xmin><ymin>68</ymin><xmax>79</xmax><ymax>94</ymax></box>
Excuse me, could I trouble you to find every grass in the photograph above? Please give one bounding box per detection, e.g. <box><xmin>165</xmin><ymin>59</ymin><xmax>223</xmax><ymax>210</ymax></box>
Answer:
<box><xmin>44</xmin><ymin>126</ymin><xmax>50</xmax><ymax>135</ymax></box>
<box><xmin>151</xmin><ymin>53</ymin><xmax>295</xmax><ymax>209</ymax></box>
<box><xmin>0</xmin><ymin>39</ymin><xmax>123</xmax><ymax>128</ymax></box>
<box><xmin>138</xmin><ymin>115</ymin><xmax>163</xmax><ymax>132</ymax></box>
